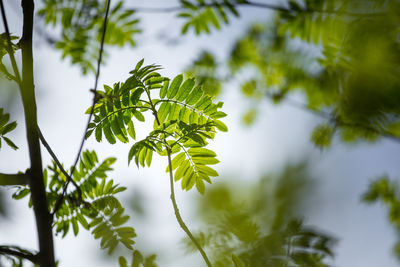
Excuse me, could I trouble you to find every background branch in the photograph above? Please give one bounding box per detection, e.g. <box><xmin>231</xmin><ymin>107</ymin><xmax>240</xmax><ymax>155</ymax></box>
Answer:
<box><xmin>0</xmin><ymin>245</ymin><xmax>38</xmax><ymax>264</ymax></box>
<box><xmin>0</xmin><ymin>173</ymin><xmax>28</xmax><ymax>186</ymax></box>
<box><xmin>128</xmin><ymin>0</ymin><xmax>383</xmax><ymax>16</ymax></box>
<box><xmin>266</xmin><ymin>93</ymin><xmax>400</xmax><ymax>144</ymax></box>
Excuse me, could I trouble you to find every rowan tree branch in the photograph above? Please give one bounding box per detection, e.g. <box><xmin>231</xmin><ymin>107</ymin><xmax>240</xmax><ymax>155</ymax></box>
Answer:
<box><xmin>0</xmin><ymin>173</ymin><xmax>28</xmax><ymax>186</ymax></box>
<box><xmin>0</xmin><ymin>245</ymin><xmax>38</xmax><ymax>264</ymax></box>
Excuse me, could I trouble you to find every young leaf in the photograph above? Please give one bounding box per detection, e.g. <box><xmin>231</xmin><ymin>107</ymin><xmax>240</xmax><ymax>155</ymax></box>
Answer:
<box><xmin>167</xmin><ymin>74</ymin><xmax>183</xmax><ymax>99</ymax></box>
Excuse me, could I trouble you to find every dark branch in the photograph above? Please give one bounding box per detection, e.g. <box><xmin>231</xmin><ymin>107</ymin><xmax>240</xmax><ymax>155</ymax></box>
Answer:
<box><xmin>127</xmin><ymin>1</ymin><xmax>291</xmax><ymax>13</ymax></box>
<box><xmin>20</xmin><ymin>0</ymin><xmax>56</xmax><ymax>265</ymax></box>
<box><xmin>128</xmin><ymin>0</ymin><xmax>384</xmax><ymax>16</ymax></box>
<box><xmin>52</xmin><ymin>0</ymin><xmax>111</xmax><ymax>216</ymax></box>
<box><xmin>267</xmin><ymin>93</ymin><xmax>400</xmax><ymax>144</ymax></box>
<box><xmin>0</xmin><ymin>173</ymin><xmax>28</xmax><ymax>186</ymax></box>
<box><xmin>0</xmin><ymin>245</ymin><xmax>39</xmax><ymax>264</ymax></box>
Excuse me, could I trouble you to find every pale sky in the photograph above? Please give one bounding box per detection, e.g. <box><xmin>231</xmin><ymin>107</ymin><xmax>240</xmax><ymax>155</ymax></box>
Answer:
<box><xmin>1</xmin><ymin>1</ymin><xmax>399</xmax><ymax>267</ymax></box>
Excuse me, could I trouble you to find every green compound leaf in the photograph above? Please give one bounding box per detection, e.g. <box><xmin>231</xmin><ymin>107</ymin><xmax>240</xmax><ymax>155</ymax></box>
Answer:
<box><xmin>87</xmin><ymin>60</ymin><xmax>228</xmax><ymax>194</ymax></box>
<box><xmin>12</xmin><ymin>150</ymin><xmax>135</xmax><ymax>255</ymax></box>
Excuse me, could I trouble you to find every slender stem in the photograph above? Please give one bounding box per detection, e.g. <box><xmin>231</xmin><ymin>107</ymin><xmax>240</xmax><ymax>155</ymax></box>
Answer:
<box><xmin>70</xmin><ymin>0</ymin><xmax>111</xmax><ymax>184</ymax></box>
<box><xmin>166</xmin><ymin>148</ymin><xmax>212</xmax><ymax>267</ymax></box>
<box><xmin>52</xmin><ymin>0</ymin><xmax>111</xmax><ymax>216</ymax></box>
<box><xmin>0</xmin><ymin>173</ymin><xmax>28</xmax><ymax>186</ymax></box>
<box><xmin>0</xmin><ymin>246</ymin><xmax>38</xmax><ymax>264</ymax></box>
<box><xmin>95</xmin><ymin>105</ymin><xmax>152</xmax><ymax>126</ymax></box>
<box><xmin>20</xmin><ymin>0</ymin><xmax>56</xmax><ymax>266</ymax></box>
<box><xmin>155</xmin><ymin>99</ymin><xmax>210</xmax><ymax>119</ymax></box>
<box><xmin>145</xmin><ymin>84</ymin><xmax>212</xmax><ymax>266</ymax></box>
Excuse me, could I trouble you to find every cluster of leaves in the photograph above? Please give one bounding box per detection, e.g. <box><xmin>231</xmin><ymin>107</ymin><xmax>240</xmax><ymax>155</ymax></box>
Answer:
<box><xmin>277</xmin><ymin>0</ymin><xmax>400</xmax><ymax>133</ymax></box>
<box><xmin>38</xmin><ymin>0</ymin><xmax>140</xmax><ymax>73</ymax></box>
<box><xmin>0</xmin><ymin>33</ymin><xmax>20</xmax><ymax>81</ymax></box>
<box><xmin>184</xmin><ymin>51</ymin><xmax>222</xmax><ymax>97</ymax></box>
<box><xmin>12</xmin><ymin>150</ymin><xmax>136</xmax><ymax>254</ymax></box>
<box><xmin>184</xmin><ymin>0</ymin><xmax>400</xmax><ymax>147</ymax></box>
<box><xmin>118</xmin><ymin>250</ymin><xmax>157</xmax><ymax>267</ymax></box>
<box><xmin>85</xmin><ymin>60</ymin><xmax>227</xmax><ymax>194</ymax></box>
<box><xmin>184</xmin><ymin>163</ymin><xmax>335</xmax><ymax>266</ymax></box>
<box><xmin>363</xmin><ymin>176</ymin><xmax>400</xmax><ymax>259</ymax></box>
<box><xmin>277</xmin><ymin>0</ymin><xmax>348</xmax><ymax>45</ymax></box>
<box><xmin>0</xmin><ymin>108</ymin><xmax>18</xmax><ymax>150</ymax></box>
<box><xmin>178</xmin><ymin>0</ymin><xmax>242</xmax><ymax>34</ymax></box>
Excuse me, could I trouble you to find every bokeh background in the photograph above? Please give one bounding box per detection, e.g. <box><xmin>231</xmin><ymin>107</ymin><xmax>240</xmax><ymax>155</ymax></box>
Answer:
<box><xmin>1</xmin><ymin>0</ymin><xmax>399</xmax><ymax>266</ymax></box>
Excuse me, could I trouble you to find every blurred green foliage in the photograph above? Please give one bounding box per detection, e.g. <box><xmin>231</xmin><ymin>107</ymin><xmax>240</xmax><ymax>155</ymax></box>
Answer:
<box><xmin>186</xmin><ymin>0</ymin><xmax>400</xmax><ymax>147</ymax></box>
<box><xmin>38</xmin><ymin>0</ymin><xmax>140</xmax><ymax>74</ymax></box>
<box><xmin>118</xmin><ymin>250</ymin><xmax>157</xmax><ymax>267</ymax></box>
<box><xmin>184</xmin><ymin>163</ymin><xmax>336</xmax><ymax>266</ymax></box>
<box><xmin>363</xmin><ymin>176</ymin><xmax>400</xmax><ymax>260</ymax></box>
<box><xmin>185</xmin><ymin>51</ymin><xmax>223</xmax><ymax>97</ymax></box>
<box><xmin>178</xmin><ymin>0</ymin><xmax>242</xmax><ymax>35</ymax></box>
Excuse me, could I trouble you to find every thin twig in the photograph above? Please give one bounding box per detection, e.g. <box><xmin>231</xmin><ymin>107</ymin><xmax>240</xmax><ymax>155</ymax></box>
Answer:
<box><xmin>0</xmin><ymin>0</ymin><xmax>22</xmax><ymax>85</ymax></box>
<box><xmin>166</xmin><ymin>148</ymin><xmax>212</xmax><ymax>267</ymax></box>
<box><xmin>37</xmin><ymin>127</ymin><xmax>83</xmax><ymax>210</ymax></box>
<box><xmin>0</xmin><ymin>246</ymin><xmax>38</xmax><ymax>264</ymax></box>
<box><xmin>52</xmin><ymin>0</ymin><xmax>111</xmax><ymax>216</ymax></box>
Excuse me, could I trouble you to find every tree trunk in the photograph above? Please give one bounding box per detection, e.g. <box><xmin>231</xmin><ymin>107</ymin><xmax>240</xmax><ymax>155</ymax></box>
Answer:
<box><xmin>20</xmin><ymin>0</ymin><xmax>55</xmax><ymax>266</ymax></box>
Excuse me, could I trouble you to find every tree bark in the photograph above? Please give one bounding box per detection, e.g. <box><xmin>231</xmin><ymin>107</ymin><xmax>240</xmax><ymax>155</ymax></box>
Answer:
<box><xmin>20</xmin><ymin>0</ymin><xmax>55</xmax><ymax>266</ymax></box>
